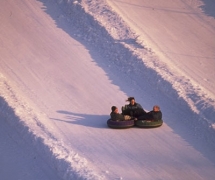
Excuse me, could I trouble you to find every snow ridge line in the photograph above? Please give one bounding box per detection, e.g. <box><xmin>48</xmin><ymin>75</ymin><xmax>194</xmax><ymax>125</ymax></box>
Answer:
<box><xmin>0</xmin><ymin>75</ymin><xmax>104</xmax><ymax>180</ymax></box>
<box><xmin>53</xmin><ymin>0</ymin><xmax>215</xmax><ymax>125</ymax></box>
<box><xmin>80</xmin><ymin>0</ymin><xmax>215</xmax><ymax>125</ymax></box>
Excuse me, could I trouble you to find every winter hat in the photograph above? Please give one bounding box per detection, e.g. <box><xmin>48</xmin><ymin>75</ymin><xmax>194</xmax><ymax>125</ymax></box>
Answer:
<box><xmin>111</xmin><ymin>106</ymin><xmax>117</xmax><ymax>112</ymax></box>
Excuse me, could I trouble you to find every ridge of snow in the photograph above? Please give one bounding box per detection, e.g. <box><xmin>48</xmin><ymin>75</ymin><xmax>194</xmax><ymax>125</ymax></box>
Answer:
<box><xmin>0</xmin><ymin>74</ymin><xmax>104</xmax><ymax>180</ymax></box>
<box><xmin>80</xmin><ymin>0</ymin><xmax>215</xmax><ymax>125</ymax></box>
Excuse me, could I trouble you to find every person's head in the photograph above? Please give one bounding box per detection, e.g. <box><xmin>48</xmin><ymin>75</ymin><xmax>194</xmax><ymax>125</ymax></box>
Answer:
<box><xmin>111</xmin><ymin>106</ymin><xmax>118</xmax><ymax>113</ymax></box>
<box><xmin>153</xmin><ymin>105</ymin><xmax>160</xmax><ymax>112</ymax></box>
<box><xmin>127</xmin><ymin>97</ymin><xmax>135</xmax><ymax>105</ymax></box>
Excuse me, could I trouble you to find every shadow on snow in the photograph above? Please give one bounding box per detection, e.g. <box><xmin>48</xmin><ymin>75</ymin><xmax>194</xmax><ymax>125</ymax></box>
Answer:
<box><xmin>200</xmin><ymin>0</ymin><xmax>215</xmax><ymax>18</ymax></box>
<box><xmin>51</xmin><ymin>110</ymin><xmax>109</xmax><ymax>129</ymax></box>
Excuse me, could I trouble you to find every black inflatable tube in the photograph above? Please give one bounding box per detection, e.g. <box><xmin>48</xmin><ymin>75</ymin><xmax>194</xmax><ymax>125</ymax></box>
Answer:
<box><xmin>135</xmin><ymin>119</ymin><xmax>163</xmax><ymax>128</ymax></box>
<box><xmin>107</xmin><ymin>119</ymin><xmax>134</xmax><ymax>129</ymax></box>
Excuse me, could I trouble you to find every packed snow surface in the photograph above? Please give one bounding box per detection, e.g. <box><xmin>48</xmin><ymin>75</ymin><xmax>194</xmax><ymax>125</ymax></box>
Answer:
<box><xmin>0</xmin><ymin>0</ymin><xmax>215</xmax><ymax>179</ymax></box>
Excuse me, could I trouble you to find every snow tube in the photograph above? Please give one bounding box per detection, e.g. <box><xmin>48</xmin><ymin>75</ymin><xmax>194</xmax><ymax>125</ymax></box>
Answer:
<box><xmin>107</xmin><ymin>119</ymin><xmax>134</xmax><ymax>129</ymax></box>
<box><xmin>135</xmin><ymin>119</ymin><xmax>163</xmax><ymax>128</ymax></box>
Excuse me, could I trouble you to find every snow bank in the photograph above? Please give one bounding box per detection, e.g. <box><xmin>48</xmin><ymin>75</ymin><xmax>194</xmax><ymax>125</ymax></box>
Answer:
<box><xmin>0</xmin><ymin>75</ymin><xmax>104</xmax><ymax>180</ymax></box>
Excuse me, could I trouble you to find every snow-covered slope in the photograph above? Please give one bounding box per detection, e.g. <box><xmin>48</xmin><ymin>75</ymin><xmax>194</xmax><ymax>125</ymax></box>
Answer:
<box><xmin>0</xmin><ymin>0</ymin><xmax>215</xmax><ymax>179</ymax></box>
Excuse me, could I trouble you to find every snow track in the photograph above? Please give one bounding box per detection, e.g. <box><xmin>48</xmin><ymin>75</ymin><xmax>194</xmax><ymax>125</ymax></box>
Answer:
<box><xmin>1</xmin><ymin>0</ymin><xmax>215</xmax><ymax>179</ymax></box>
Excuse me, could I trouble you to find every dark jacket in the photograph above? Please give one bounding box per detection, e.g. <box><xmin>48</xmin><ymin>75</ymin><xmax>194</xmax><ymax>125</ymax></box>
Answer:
<box><xmin>122</xmin><ymin>103</ymin><xmax>145</xmax><ymax>117</ymax></box>
<box><xmin>127</xmin><ymin>103</ymin><xmax>143</xmax><ymax>110</ymax></box>
<box><xmin>110</xmin><ymin>112</ymin><xmax>125</xmax><ymax>121</ymax></box>
<box><xmin>138</xmin><ymin>111</ymin><xmax>162</xmax><ymax>121</ymax></box>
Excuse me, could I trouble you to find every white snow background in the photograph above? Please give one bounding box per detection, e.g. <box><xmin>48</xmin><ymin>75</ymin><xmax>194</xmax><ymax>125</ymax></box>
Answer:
<box><xmin>0</xmin><ymin>0</ymin><xmax>215</xmax><ymax>179</ymax></box>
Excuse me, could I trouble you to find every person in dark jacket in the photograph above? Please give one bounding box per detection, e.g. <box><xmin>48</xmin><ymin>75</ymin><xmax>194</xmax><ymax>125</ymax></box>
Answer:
<box><xmin>138</xmin><ymin>105</ymin><xmax>162</xmax><ymax>121</ymax></box>
<box><xmin>122</xmin><ymin>97</ymin><xmax>146</xmax><ymax>118</ymax></box>
<box><xmin>110</xmin><ymin>106</ymin><xmax>132</xmax><ymax>121</ymax></box>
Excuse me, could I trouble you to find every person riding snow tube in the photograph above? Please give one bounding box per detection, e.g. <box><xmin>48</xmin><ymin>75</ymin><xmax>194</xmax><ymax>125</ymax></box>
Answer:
<box><xmin>135</xmin><ymin>105</ymin><xmax>163</xmax><ymax>128</ymax></box>
<box><xmin>122</xmin><ymin>97</ymin><xmax>146</xmax><ymax>118</ymax></box>
<box><xmin>107</xmin><ymin>106</ymin><xmax>135</xmax><ymax>129</ymax></box>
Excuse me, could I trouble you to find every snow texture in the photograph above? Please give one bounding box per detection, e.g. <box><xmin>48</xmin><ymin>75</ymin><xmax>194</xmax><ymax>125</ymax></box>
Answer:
<box><xmin>0</xmin><ymin>0</ymin><xmax>215</xmax><ymax>179</ymax></box>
